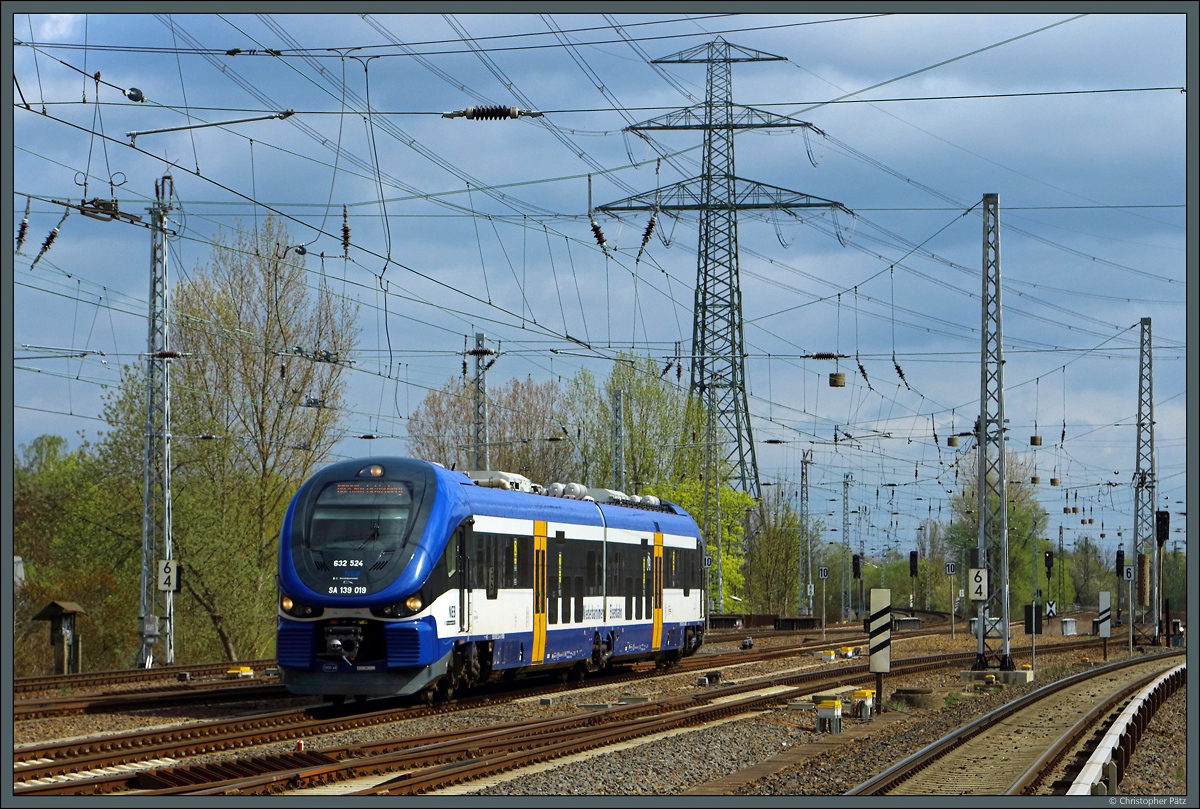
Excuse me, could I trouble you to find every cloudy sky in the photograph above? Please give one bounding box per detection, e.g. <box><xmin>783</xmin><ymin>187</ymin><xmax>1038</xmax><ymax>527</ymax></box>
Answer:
<box><xmin>7</xmin><ymin>9</ymin><xmax>1193</xmax><ymax>562</ymax></box>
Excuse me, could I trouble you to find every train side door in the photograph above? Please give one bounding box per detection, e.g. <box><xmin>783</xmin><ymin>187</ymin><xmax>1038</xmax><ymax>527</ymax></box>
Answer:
<box><xmin>652</xmin><ymin>532</ymin><xmax>664</xmax><ymax>649</ymax></box>
<box><xmin>457</xmin><ymin>522</ymin><xmax>471</xmax><ymax>634</ymax></box>
<box><xmin>532</xmin><ymin>520</ymin><xmax>547</xmax><ymax>664</ymax></box>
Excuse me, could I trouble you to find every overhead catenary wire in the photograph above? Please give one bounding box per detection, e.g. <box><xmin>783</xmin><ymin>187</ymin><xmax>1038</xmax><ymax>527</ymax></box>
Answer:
<box><xmin>12</xmin><ymin>14</ymin><xmax>1183</xmax><ymax>534</ymax></box>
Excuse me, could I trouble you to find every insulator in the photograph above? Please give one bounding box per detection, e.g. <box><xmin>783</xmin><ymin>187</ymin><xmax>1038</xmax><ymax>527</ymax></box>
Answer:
<box><xmin>342</xmin><ymin>205</ymin><xmax>350</xmax><ymax>253</ymax></box>
<box><xmin>590</xmin><ymin>220</ymin><xmax>606</xmax><ymax>248</ymax></box>
<box><xmin>484</xmin><ymin>357</ymin><xmax>497</xmax><ymax>371</ymax></box>
<box><xmin>642</xmin><ymin>214</ymin><xmax>657</xmax><ymax>245</ymax></box>
<box><xmin>893</xmin><ymin>359</ymin><xmax>911</xmax><ymax>390</ymax></box>
<box><xmin>857</xmin><ymin>360</ymin><xmax>871</xmax><ymax>389</ymax></box>
<box><xmin>660</xmin><ymin>360</ymin><xmax>671</xmax><ymax>377</ymax></box>
<box><xmin>462</xmin><ymin>359</ymin><xmax>468</xmax><ymax>377</ymax></box>
<box><xmin>635</xmin><ymin>213</ymin><xmax>656</xmax><ymax>264</ymax></box>
<box><xmin>465</xmin><ymin>105</ymin><xmax>518</xmax><ymax>120</ymax></box>
<box><xmin>16</xmin><ymin>196</ymin><xmax>30</xmax><ymax>254</ymax></box>
<box><xmin>810</xmin><ymin>352</ymin><xmax>838</xmax><ymax>360</ymax></box>
<box><xmin>31</xmin><ymin>226</ymin><xmax>61</xmax><ymax>269</ymax></box>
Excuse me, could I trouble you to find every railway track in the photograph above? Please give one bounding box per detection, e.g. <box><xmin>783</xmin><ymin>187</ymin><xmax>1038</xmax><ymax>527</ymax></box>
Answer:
<box><xmin>12</xmin><ymin>638</ymin><xmax>855</xmax><ymax>782</ymax></box>
<box><xmin>14</xmin><ymin>642</ymin><xmax>1108</xmax><ymax>796</ymax></box>
<box><xmin>12</xmin><ymin>626</ymin><xmax>950</xmax><ymax>721</ymax></box>
<box><xmin>14</xmin><ymin>679</ymin><xmax>289</xmax><ymax>720</ymax></box>
<box><xmin>13</xmin><ymin>660</ymin><xmax>276</xmax><ymax>696</ymax></box>
<box><xmin>845</xmin><ymin>650</ymin><xmax>1185</xmax><ymax>796</ymax></box>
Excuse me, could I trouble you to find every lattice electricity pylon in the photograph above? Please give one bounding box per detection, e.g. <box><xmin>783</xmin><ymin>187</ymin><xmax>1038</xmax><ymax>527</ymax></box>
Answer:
<box><xmin>842</xmin><ymin>472</ymin><xmax>853</xmax><ymax>622</ymax></box>
<box><xmin>1132</xmin><ymin>316</ymin><xmax>1156</xmax><ymax>644</ymax></box>
<box><xmin>973</xmin><ymin>193</ymin><xmax>1013</xmax><ymax>671</ymax></box>
<box><xmin>468</xmin><ymin>332</ymin><xmax>495</xmax><ymax>471</ymax></box>
<box><xmin>138</xmin><ymin>175</ymin><xmax>175</xmax><ymax>668</ymax></box>
<box><xmin>597</xmin><ymin>38</ymin><xmax>848</xmax><ymax>500</ymax></box>
<box><xmin>798</xmin><ymin>449</ymin><xmax>813</xmax><ymax>617</ymax></box>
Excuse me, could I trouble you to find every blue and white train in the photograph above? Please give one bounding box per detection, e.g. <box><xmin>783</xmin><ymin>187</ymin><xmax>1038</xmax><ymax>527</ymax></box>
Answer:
<box><xmin>276</xmin><ymin>457</ymin><xmax>707</xmax><ymax>701</ymax></box>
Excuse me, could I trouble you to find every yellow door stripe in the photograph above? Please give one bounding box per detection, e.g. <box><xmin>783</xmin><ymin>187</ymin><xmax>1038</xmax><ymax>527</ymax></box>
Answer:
<box><xmin>533</xmin><ymin>520</ymin><xmax>547</xmax><ymax>664</ymax></box>
<box><xmin>652</xmin><ymin>532</ymin><xmax>663</xmax><ymax>650</ymax></box>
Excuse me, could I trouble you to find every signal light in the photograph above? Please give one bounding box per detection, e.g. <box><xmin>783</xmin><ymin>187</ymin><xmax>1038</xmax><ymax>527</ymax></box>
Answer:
<box><xmin>1115</xmin><ymin>549</ymin><xmax>1125</xmax><ymax>572</ymax></box>
<box><xmin>909</xmin><ymin>551</ymin><xmax>918</xmax><ymax>577</ymax></box>
<box><xmin>1044</xmin><ymin>551</ymin><xmax>1054</xmax><ymax>574</ymax></box>
<box><xmin>852</xmin><ymin>554</ymin><xmax>861</xmax><ymax>579</ymax></box>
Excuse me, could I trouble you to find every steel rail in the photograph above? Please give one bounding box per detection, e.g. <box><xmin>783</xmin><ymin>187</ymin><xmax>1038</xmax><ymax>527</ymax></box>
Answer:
<box><xmin>14</xmin><ymin>651</ymin><xmax>976</xmax><ymax>796</ymax></box>
<box><xmin>1065</xmin><ymin>663</ymin><xmax>1186</xmax><ymax>796</ymax></box>
<box><xmin>844</xmin><ymin>650</ymin><xmax>1184</xmax><ymax>795</ymax></box>
<box><xmin>1006</xmin><ymin>665</ymin><xmax>1179</xmax><ymax>795</ymax></box>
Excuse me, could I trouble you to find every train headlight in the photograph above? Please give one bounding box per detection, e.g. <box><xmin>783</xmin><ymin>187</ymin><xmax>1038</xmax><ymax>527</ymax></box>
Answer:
<box><xmin>372</xmin><ymin>595</ymin><xmax>424</xmax><ymax>618</ymax></box>
<box><xmin>280</xmin><ymin>595</ymin><xmax>322</xmax><ymax>618</ymax></box>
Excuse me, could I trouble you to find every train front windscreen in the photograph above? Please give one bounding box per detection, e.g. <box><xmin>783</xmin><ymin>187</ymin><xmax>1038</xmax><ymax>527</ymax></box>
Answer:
<box><xmin>308</xmin><ymin>480</ymin><xmax>414</xmax><ymax>551</ymax></box>
<box><xmin>291</xmin><ymin>474</ymin><xmax>428</xmax><ymax>597</ymax></box>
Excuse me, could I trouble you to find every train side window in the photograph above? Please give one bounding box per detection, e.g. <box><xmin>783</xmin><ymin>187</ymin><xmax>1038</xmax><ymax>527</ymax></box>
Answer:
<box><xmin>517</xmin><ymin>534</ymin><xmax>532</xmax><ymax>588</ymax></box>
<box><xmin>485</xmin><ymin>533</ymin><xmax>498</xmax><ymax>600</ymax></box>
<box><xmin>548</xmin><ymin>552</ymin><xmax>560</xmax><ymax>625</ymax></box>
<box><xmin>443</xmin><ymin>530</ymin><xmax>458</xmax><ymax>584</ymax></box>
<box><xmin>470</xmin><ymin>530</ymin><xmax>484</xmax><ymax>590</ymax></box>
<box><xmin>583</xmin><ymin>544</ymin><xmax>597</xmax><ymax>595</ymax></box>
<box><xmin>574</xmin><ymin>575</ymin><xmax>584</xmax><ymax>623</ymax></box>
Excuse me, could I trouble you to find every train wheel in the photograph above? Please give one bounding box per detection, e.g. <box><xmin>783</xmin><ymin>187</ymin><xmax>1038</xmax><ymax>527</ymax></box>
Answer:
<box><xmin>325</xmin><ymin>694</ymin><xmax>346</xmax><ymax>706</ymax></box>
<box><xmin>354</xmin><ymin>694</ymin><xmax>369</xmax><ymax>703</ymax></box>
<box><xmin>419</xmin><ymin>687</ymin><xmax>435</xmax><ymax>705</ymax></box>
<box><xmin>437</xmin><ymin>678</ymin><xmax>455</xmax><ymax>701</ymax></box>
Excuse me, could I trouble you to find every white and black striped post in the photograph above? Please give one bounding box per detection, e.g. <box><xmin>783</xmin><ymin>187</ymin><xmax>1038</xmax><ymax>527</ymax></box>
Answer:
<box><xmin>869</xmin><ymin>589</ymin><xmax>891</xmax><ymax>711</ymax></box>
<box><xmin>1097</xmin><ymin>591</ymin><xmax>1111</xmax><ymax>660</ymax></box>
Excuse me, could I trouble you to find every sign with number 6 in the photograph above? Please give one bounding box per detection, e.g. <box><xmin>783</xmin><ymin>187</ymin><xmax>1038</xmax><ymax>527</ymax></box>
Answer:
<box><xmin>968</xmin><ymin>567</ymin><xmax>987</xmax><ymax>601</ymax></box>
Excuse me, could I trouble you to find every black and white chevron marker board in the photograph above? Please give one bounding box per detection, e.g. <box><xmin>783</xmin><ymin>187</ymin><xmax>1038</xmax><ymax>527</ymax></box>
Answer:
<box><xmin>869</xmin><ymin>588</ymin><xmax>891</xmax><ymax>674</ymax></box>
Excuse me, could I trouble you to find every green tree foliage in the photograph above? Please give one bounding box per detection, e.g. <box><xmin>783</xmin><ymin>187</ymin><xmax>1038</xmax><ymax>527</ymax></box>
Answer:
<box><xmin>170</xmin><ymin>216</ymin><xmax>357</xmax><ymax>661</ymax></box>
<box><xmin>406</xmin><ymin>353</ymin><xmax>705</xmax><ymax>489</ymax></box>
<box><xmin>939</xmin><ymin>451</ymin><xmax>1059</xmax><ymax>612</ymax></box>
<box><xmin>13</xmin><ymin>436</ymin><xmax>139</xmax><ymax>674</ymax></box>
<box><xmin>407</xmin><ymin>374</ymin><xmax>576</xmax><ymax>485</ymax></box>
<box><xmin>1160</xmin><ymin>543</ymin><xmax>1186</xmax><ymax>620</ymax></box>
<box><xmin>643</xmin><ymin>479</ymin><xmax>755</xmax><ymax>614</ymax></box>
<box><xmin>20</xmin><ymin>216</ymin><xmax>359</xmax><ymax>668</ymax></box>
<box><xmin>742</xmin><ymin>486</ymin><xmax>804</xmax><ymax>616</ymax></box>
<box><xmin>1069</xmin><ymin>534</ymin><xmax>1109</xmax><ymax>608</ymax></box>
